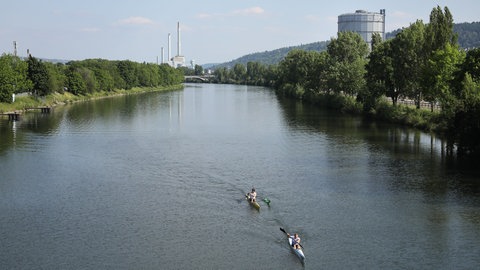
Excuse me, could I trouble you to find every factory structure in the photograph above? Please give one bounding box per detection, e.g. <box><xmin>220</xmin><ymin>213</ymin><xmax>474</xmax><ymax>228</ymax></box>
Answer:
<box><xmin>161</xmin><ymin>22</ymin><xmax>187</xmax><ymax>68</ymax></box>
<box><xmin>338</xmin><ymin>9</ymin><xmax>386</xmax><ymax>48</ymax></box>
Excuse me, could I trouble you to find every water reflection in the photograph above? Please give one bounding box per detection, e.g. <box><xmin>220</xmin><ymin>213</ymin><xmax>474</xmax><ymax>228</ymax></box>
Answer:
<box><xmin>275</xmin><ymin>94</ymin><xmax>480</xmax><ymax>200</ymax></box>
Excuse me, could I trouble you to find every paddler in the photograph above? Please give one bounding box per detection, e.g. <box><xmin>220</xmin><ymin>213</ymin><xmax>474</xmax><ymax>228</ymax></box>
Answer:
<box><xmin>247</xmin><ymin>188</ymin><xmax>257</xmax><ymax>202</ymax></box>
<box><xmin>287</xmin><ymin>233</ymin><xmax>301</xmax><ymax>249</ymax></box>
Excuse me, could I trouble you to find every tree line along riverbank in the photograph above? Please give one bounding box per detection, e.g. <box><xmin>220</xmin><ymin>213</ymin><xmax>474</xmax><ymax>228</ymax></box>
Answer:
<box><xmin>0</xmin><ymin>56</ymin><xmax>184</xmax><ymax>112</ymax></box>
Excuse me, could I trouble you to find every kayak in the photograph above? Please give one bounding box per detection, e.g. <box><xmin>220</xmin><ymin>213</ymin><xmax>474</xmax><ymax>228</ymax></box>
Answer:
<box><xmin>288</xmin><ymin>237</ymin><xmax>305</xmax><ymax>262</ymax></box>
<box><xmin>280</xmin><ymin>227</ymin><xmax>305</xmax><ymax>262</ymax></box>
<box><xmin>246</xmin><ymin>194</ymin><xmax>260</xmax><ymax>210</ymax></box>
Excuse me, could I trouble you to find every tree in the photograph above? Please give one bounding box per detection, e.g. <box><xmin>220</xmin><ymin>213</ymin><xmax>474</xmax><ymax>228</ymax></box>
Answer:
<box><xmin>421</xmin><ymin>6</ymin><xmax>459</xmax><ymax>111</ymax></box>
<box><xmin>327</xmin><ymin>31</ymin><xmax>369</xmax><ymax>63</ymax></box>
<box><xmin>65</xmin><ymin>67</ymin><xmax>87</xmax><ymax>95</ymax></box>
<box><xmin>451</xmin><ymin>73</ymin><xmax>480</xmax><ymax>156</ymax></box>
<box><xmin>425</xmin><ymin>6</ymin><xmax>457</xmax><ymax>53</ymax></box>
<box><xmin>116</xmin><ymin>60</ymin><xmax>138</xmax><ymax>89</ymax></box>
<box><xmin>0</xmin><ymin>55</ymin><xmax>16</xmax><ymax>103</ymax></box>
<box><xmin>0</xmin><ymin>54</ymin><xmax>32</xmax><ymax>103</ymax></box>
<box><xmin>460</xmin><ymin>48</ymin><xmax>480</xmax><ymax>82</ymax></box>
<box><xmin>276</xmin><ymin>49</ymin><xmax>308</xmax><ymax>87</ymax></box>
<box><xmin>214</xmin><ymin>67</ymin><xmax>229</xmax><ymax>83</ymax></box>
<box><xmin>194</xmin><ymin>64</ymin><xmax>204</xmax><ymax>76</ymax></box>
<box><xmin>326</xmin><ymin>31</ymin><xmax>368</xmax><ymax>96</ymax></box>
<box><xmin>391</xmin><ymin>20</ymin><xmax>426</xmax><ymax>107</ymax></box>
<box><xmin>232</xmin><ymin>63</ymin><xmax>247</xmax><ymax>83</ymax></box>
<box><xmin>45</xmin><ymin>62</ymin><xmax>66</xmax><ymax>94</ymax></box>
<box><xmin>246</xmin><ymin>61</ymin><xmax>266</xmax><ymax>85</ymax></box>
<box><xmin>364</xmin><ymin>35</ymin><xmax>394</xmax><ymax>110</ymax></box>
<box><xmin>27</xmin><ymin>55</ymin><xmax>51</xmax><ymax>96</ymax></box>
<box><xmin>423</xmin><ymin>43</ymin><xmax>465</xmax><ymax>113</ymax></box>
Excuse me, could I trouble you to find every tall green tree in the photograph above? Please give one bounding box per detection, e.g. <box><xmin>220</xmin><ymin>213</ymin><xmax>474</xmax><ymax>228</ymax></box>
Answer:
<box><xmin>276</xmin><ymin>49</ymin><xmax>327</xmax><ymax>97</ymax></box>
<box><xmin>232</xmin><ymin>63</ymin><xmax>247</xmax><ymax>83</ymax></box>
<box><xmin>326</xmin><ymin>31</ymin><xmax>368</xmax><ymax>97</ymax></box>
<box><xmin>0</xmin><ymin>54</ymin><xmax>32</xmax><ymax>102</ymax></box>
<box><xmin>364</xmin><ymin>34</ymin><xmax>394</xmax><ymax>110</ymax></box>
<box><xmin>0</xmin><ymin>54</ymin><xmax>17</xmax><ymax>103</ymax></box>
<box><xmin>65</xmin><ymin>66</ymin><xmax>87</xmax><ymax>95</ymax></box>
<box><xmin>425</xmin><ymin>6</ymin><xmax>457</xmax><ymax>53</ymax></box>
<box><xmin>246</xmin><ymin>61</ymin><xmax>266</xmax><ymax>85</ymax></box>
<box><xmin>27</xmin><ymin>55</ymin><xmax>51</xmax><ymax>96</ymax></box>
<box><xmin>421</xmin><ymin>6</ymin><xmax>460</xmax><ymax>111</ymax></box>
<box><xmin>423</xmin><ymin>43</ymin><xmax>465</xmax><ymax>113</ymax></box>
<box><xmin>194</xmin><ymin>64</ymin><xmax>204</xmax><ymax>76</ymax></box>
<box><xmin>45</xmin><ymin>62</ymin><xmax>66</xmax><ymax>94</ymax></box>
<box><xmin>451</xmin><ymin>73</ymin><xmax>480</xmax><ymax>156</ymax></box>
<box><xmin>214</xmin><ymin>67</ymin><xmax>229</xmax><ymax>84</ymax></box>
<box><xmin>391</xmin><ymin>20</ymin><xmax>426</xmax><ymax>107</ymax></box>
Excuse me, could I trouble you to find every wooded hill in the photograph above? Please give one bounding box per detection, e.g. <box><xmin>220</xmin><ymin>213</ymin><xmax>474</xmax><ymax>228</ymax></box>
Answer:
<box><xmin>210</xmin><ymin>22</ymin><xmax>480</xmax><ymax>69</ymax></box>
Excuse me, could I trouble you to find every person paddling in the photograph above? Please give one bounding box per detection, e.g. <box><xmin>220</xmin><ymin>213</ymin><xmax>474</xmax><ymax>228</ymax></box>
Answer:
<box><xmin>287</xmin><ymin>233</ymin><xmax>301</xmax><ymax>249</ymax></box>
<box><xmin>247</xmin><ymin>188</ymin><xmax>257</xmax><ymax>202</ymax></box>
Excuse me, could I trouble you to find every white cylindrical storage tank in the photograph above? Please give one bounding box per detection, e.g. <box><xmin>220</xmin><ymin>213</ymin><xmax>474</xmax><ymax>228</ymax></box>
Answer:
<box><xmin>338</xmin><ymin>9</ymin><xmax>385</xmax><ymax>47</ymax></box>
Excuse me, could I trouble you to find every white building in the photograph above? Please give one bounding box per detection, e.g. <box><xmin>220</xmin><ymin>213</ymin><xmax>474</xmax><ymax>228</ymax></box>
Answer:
<box><xmin>172</xmin><ymin>22</ymin><xmax>186</xmax><ymax>67</ymax></box>
<box><xmin>338</xmin><ymin>9</ymin><xmax>386</xmax><ymax>47</ymax></box>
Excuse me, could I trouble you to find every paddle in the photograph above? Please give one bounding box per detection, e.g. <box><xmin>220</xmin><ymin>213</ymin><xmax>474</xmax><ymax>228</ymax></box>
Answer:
<box><xmin>280</xmin><ymin>227</ymin><xmax>304</xmax><ymax>249</ymax></box>
<box><xmin>262</xmin><ymin>197</ymin><xmax>271</xmax><ymax>206</ymax></box>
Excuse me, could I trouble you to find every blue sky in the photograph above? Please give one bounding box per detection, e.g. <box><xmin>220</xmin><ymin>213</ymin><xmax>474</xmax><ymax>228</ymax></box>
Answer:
<box><xmin>1</xmin><ymin>0</ymin><xmax>478</xmax><ymax>65</ymax></box>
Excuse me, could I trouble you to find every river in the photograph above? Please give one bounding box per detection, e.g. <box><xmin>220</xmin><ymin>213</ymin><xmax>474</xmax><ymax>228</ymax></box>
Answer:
<box><xmin>1</xmin><ymin>83</ymin><xmax>479</xmax><ymax>269</ymax></box>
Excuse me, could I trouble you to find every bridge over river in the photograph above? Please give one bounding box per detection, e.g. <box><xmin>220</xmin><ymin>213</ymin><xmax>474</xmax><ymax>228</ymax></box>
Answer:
<box><xmin>184</xmin><ymin>75</ymin><xmax>215</xmax><ymax>83</ymax></box>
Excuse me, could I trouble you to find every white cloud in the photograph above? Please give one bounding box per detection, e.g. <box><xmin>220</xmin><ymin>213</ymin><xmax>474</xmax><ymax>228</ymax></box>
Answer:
<box><xmin>233</xmin><ymin>6</ymin><xmax>265</xmax><ymax>16</ymax></box>
<box><xmin>116</xmin><ymin>16</ymin><xmax>155</xmax><ymax>26</ymax></box>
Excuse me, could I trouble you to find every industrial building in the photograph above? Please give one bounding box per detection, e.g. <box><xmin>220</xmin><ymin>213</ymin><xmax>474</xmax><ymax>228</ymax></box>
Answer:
<box><xmin>338</xmin><ymin>9</ymin><xmax>386</xmax><ymax>48</ymax></box>
<box><xmin>162</xmin><ymin>22</ymin><xmax>186</xmax><ymax>67</ymax></box>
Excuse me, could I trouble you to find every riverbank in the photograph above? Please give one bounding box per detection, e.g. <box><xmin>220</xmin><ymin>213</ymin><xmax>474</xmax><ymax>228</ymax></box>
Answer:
<box><xmin>0</xmin><ymin>84</ymin><xmax>184</xmax><ymax>113</ymax></box>
<box><xmin>283</xmin><ymin>90</ymin><xmax>447</xmax><ymax>134</ymax></box>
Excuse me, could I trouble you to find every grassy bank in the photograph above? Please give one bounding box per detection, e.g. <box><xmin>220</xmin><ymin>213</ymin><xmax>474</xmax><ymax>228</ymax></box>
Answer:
<box><xmin>294</xmin><ymin>91</ymin><xmax>446</xmax><ymax>134</ymax></box>
<box><xmin>369</xmin><ymin>99</ymin><xmax>445</xmax><ymax>132</ymax></box>
<box><xmin>0</xmin><ymin>85</ymin><xmax>183</xmax><ymax>113</ymax></box>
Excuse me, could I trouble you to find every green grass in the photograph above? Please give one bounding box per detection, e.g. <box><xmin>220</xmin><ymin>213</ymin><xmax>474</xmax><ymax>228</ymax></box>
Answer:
<box><xmin>372</xmin><ymin>99</ymin><xmax>443</xmax><ymax>132</ymax></box>
<box><xmin>0</xmin><ymin>85</ymin><xmax>183</xmax><ymax>114</ymax></box>
<box><xmin>298</xmin><ymin>91</ymin><xmax>444</xmax><ymax>134</ymax></box>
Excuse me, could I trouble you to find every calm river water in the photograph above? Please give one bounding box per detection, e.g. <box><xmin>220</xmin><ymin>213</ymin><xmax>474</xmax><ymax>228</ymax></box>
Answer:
<box><xmin>1</xmin><ymin>84</ymin><xmax>479</xmax><ymax>269</ymax></box>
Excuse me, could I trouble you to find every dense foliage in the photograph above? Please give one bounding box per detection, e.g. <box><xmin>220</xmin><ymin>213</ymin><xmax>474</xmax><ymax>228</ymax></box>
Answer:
<box><xmin>0</xmin><ymin>56</ymin><xmax>183</xmax><ymax>103</ymax></box>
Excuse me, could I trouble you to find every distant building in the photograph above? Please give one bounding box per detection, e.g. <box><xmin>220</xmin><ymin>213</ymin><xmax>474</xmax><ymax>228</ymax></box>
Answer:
<box><xmin>173</xmin><ymin>22</ymin><xmax>186</xmax><ymax>67</ymax></box>
<box><xmin>172</xmin><ymin>55</ymin><xmax>186</xmax><ymax>68</ymax></box>
<box><xmin>338</xmin><ymin>9</ymin><xmax>386</xmax><ymax>48</ymax></box>
<box><xmin>165</xmin><ymin>22</ymin><xmax>186</xmax><ymax>67</ymax></box>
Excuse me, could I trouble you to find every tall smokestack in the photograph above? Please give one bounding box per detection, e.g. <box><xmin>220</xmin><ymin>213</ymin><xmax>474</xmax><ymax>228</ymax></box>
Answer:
<box><xmin>177</xmin><ymin>22</ymin><xmax>181</xmax><ymax>56</ymax></box>
<box><xmin>161</xmin><ymin>47</ymin><xmax>164</xmax><ymax>64</ymax></box>
<box><xmin>168</xmin><ymin>33</ymin><xmax>171</xmax><ymax>64</ymax></box>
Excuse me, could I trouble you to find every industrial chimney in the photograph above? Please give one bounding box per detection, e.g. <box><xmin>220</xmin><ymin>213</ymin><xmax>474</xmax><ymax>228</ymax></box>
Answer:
<box><xmin>168</xmin><ymin>33</ymin><xmax>171</xmax><ymax>65</ymax></box>
<box><xmin>172</xmin><ymin>22</ymin><xmax>186</xmax><ymax>67</ymax></box>
<box><xmin>177</xmin><ymin>21</ymin><xmax>181</xmax><ymax>57</ymax></box>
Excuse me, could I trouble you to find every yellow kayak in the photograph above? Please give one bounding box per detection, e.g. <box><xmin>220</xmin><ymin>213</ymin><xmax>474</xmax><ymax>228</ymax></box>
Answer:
<box><xmin>246</xmin><ymin>194</ymin><xmax>260</xmax><ymax>210</ymax></box>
